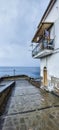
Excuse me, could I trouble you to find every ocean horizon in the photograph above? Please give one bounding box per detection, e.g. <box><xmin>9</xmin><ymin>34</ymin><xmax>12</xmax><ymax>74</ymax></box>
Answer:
<box><xmin>0</xmin><ymin>66</ymin><xmax>40</xmax><ymax>78</ymax></box>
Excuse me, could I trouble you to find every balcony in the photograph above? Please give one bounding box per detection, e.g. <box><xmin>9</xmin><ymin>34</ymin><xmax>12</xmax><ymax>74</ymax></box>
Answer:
<box><xmin>32</xmin><ymin>39</ymin><xmax>54</xmax><ymax>58</ymax></box>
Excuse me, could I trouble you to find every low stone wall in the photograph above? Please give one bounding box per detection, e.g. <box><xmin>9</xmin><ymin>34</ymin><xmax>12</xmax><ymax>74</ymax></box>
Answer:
<box><xmin>51</xmin><ymin>77</ymin><xmax>59</xmax><ymax>88</ymax></box>
<box><xmin>0</xmin><ymin>77</ymin><xmax>4</xmax><ymax>83</ymax></box>
<box><xmin>0</xmin><ymin>81</ymin><xmax>15</xmax><ymax>114</ymax></box>
<box><xmin>0</xmin><ymin>75</ymin><xmax>31</xmax><ymax>81</ymax></box>
<box><xmin>29</xmin><ymin>78</ymin><xmax>41</xmax><ymax>88</ymax></box>
<box><xmin>50</xmin><ymin>76</ymin><xmax>59</xmax><ymax>96</ymax></box>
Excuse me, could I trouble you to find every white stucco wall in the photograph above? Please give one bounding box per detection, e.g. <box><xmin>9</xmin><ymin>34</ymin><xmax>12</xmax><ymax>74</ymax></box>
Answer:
<box><xmin>40</xmin><ymin>58</ymin><xmax>47</xmax><ymax>77</ymax></box>
<box><xmin>49</xmin><ymin>17</ymin><xmax>59</xmax><ymax>49</ymax></box>
<box><xmin>45</xmin><ymin>0</ymin><xmax>59</xmax><ymax>49</ymax></box>
<box><xmin>40</xmin><ymin>0</ymin><xmax>59</xmax><ymax>79</ymax></box>
<box><xmin>45</xmin><ymin>0</ymin><xmax>59</xmax><ymax>22</ymax></box>
<box><xmin>47</xmin><ymin>52</ymin><xmax>59</xmax><ymax>78</ymax></box>
<box><xmin>54</xmin><ymin>18</ymin><xmax>59</xmax><ymax>48</ymax></box>
<box><xmin>40</xmin><ymin>52</ymin><xmax>59</xmax><ymax>79</ymax></box>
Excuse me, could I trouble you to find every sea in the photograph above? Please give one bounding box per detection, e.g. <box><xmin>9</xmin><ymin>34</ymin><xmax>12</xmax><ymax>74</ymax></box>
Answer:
<box><xmin>0</xmin><ymin>67</ymin><xmax>40</xmax><ymax>79</ymax></box>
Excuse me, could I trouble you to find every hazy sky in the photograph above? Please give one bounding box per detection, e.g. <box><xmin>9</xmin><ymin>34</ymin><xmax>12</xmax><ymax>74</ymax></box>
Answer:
<box><xmin>0</xmin><ymin>0</ymin><xmax>50</xmax><ymax>66</ymax></box>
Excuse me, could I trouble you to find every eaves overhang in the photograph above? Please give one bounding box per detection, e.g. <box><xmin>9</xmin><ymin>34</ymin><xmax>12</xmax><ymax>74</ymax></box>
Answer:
<box><xmin>32</xmin><ymin>22</ymin><xmax>54</xmax><ymax>43</ymax></box>
<box><xmin>32</xmin><ymin>0</ymin><xmax>56</xmax><ymax>43</ymax></box>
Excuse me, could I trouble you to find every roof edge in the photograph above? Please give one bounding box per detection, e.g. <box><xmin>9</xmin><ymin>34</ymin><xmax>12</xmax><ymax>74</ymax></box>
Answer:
<box><xmin>32</xmin><ymin>22</ymin><xmax>54</xmax><ymax>43</ymax></box>
<box><xmin>38</xmin><ymin>0</ymin><xmax>57</xmax><ymax>28</ymax></box>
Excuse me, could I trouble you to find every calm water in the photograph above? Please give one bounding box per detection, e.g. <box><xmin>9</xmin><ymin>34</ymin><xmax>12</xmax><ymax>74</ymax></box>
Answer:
<box><xmin>0</xmin><ymin>67</ymin><xmax>40</xmax><ymax>78</ymax></box>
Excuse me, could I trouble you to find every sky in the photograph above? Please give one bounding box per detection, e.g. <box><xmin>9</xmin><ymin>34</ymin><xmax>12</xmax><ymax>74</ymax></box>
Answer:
<box><xmin>0</xmin><ymin>0</ymin><xmax>50</xmax><ymax>66</ymax></box>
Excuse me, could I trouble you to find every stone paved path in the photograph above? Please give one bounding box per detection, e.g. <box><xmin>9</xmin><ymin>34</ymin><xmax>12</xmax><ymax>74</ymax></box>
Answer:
<box><xmin>0</xmin><ymin>79</ymin><xmax>59</xmax><ymax>130</ymax></box>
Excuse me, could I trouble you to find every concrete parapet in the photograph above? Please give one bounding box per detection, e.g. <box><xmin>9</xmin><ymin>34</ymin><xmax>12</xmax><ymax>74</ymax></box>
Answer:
<box><xmin>51</xmin><ymin>76</ymin><xmax>59</xmax><ymax>91</ymax></box>
<box><xmin>0</xmin><ymin>81</ymin><xmax>15</xmax><ymax>114</ymax></box>
<box><xmin>29</xmin><ymin>78</ymin><xmax>41</xmax><ymax>88</ymax></box>
<box><xmin>0</xmin><ymin>75</ymin><xmax>31</xmax><ymax>81</ymax></box>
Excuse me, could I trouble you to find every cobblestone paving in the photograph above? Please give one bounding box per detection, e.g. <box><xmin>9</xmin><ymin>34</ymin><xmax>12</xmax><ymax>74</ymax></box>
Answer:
<box><xmin>0</xmin><ymin>79</ymin><xmax>59</xmax><ymax>130</ymax></box>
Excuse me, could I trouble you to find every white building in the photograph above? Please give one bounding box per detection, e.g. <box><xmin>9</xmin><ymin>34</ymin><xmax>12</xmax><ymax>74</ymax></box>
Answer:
<box><xmin>32</xmin><ymin>0</ymin><xmax>59</xmax><ymax>89</ymax></box>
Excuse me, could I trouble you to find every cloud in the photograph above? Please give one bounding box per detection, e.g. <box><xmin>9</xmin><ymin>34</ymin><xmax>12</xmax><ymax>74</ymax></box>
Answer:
<box><xmin>0</xmin><ymin>0</ymin><xmax>50</xmax><ymax>66</ymax></box>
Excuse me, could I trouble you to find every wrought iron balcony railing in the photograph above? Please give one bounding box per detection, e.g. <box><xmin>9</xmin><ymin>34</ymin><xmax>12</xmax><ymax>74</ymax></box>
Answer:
<box><xmin>32</xmin><ymin>39</ymin><xmax>54</xmax><ymax>57</ymax></box>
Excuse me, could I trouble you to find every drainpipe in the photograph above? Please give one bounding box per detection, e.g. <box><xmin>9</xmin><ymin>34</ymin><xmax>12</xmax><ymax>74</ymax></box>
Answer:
<box><xmin>43</xmin><ymin>66</ymin><xmax>48</xmax><ymax>87</ymax></box>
